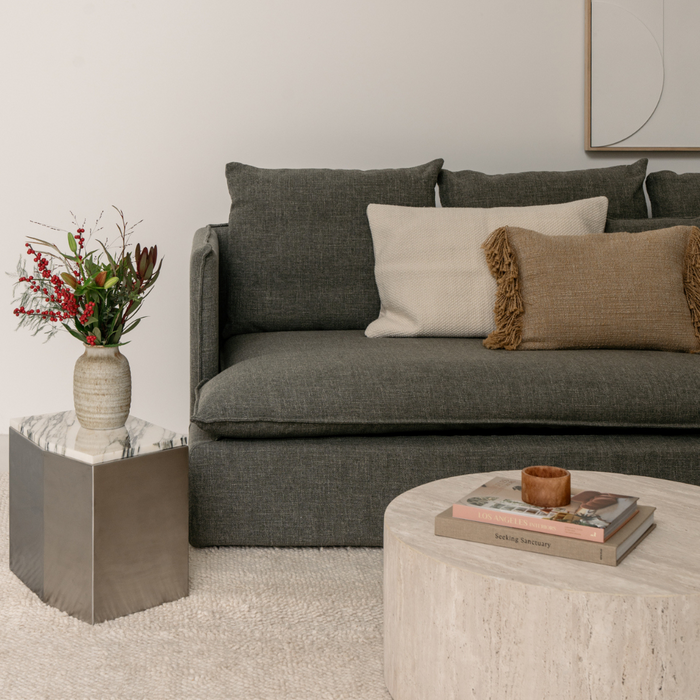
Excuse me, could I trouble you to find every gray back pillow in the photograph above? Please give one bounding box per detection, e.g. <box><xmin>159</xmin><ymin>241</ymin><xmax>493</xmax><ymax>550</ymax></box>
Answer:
<box><xmin>606</xmin><ymin>217</ymin><xmax>700</xmax><ymax>233</ymax></box>
<box><xmin>438</xmin><ymin>159</ymin><xmax>648</xmax><ymax>219</ymax></box>
<box><xmin>222</xmin><ymin>159</ymin><xmax>443</xmax><ymax>338</ymax></box>
<box><xmin>646</xmin><ymin>170</ymin><xmax>700</xmax><ymax>218</ymax></box>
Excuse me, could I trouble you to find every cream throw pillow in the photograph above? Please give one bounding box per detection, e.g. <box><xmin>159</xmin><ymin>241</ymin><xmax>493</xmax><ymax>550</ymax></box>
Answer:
<box><xmin>365</xmin><ymin>197</ymin><xmax>609</xmax><ymax>337</ymax></box>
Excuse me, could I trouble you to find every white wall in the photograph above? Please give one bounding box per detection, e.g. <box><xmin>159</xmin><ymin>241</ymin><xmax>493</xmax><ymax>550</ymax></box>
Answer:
<box><xmin>2</xmin><ymin>0</ymin><xmax>699</xmax><ymax>435</ymax></box>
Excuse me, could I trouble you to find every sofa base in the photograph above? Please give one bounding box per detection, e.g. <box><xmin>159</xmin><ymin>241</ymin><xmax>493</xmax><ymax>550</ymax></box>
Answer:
<box><xmin>188</xmin><ymin>425</ymin><xmax>700</xmax><ymax>547</ymax></box>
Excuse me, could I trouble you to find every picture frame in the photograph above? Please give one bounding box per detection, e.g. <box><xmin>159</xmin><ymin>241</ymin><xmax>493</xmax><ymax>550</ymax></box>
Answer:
<box><xmin>585</xmin><ymin>0</ymin><xmax>700</xmax><ymax>151</ymax></box>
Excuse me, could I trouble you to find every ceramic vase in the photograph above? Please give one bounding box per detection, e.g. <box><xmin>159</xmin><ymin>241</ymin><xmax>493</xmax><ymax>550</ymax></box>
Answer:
<box><xmin>73</xmin><ymin>345</ymin><xmax>131</xmax><ymax>430</ymax></box>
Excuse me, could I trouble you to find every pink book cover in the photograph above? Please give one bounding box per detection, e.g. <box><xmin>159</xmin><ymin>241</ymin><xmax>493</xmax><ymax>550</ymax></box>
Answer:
<box><xmin>452</xmin><ymin>476</ymin><xmax>639</xmax><ymax>543</ymax></box>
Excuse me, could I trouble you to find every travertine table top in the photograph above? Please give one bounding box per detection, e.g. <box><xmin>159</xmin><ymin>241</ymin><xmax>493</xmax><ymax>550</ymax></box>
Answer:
<box><xmin>10</xmin><ymin>411</ymin><xmax>187</xmax><ymax>465</ymax></box>
<box><xmin>385</xmin><ymin>469</ymin><xmax>700</xmax><ymax>596</ymax></box>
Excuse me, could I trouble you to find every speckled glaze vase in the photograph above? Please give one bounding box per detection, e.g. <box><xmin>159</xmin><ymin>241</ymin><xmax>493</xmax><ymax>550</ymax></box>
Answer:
<box><xmin>73</xmin><ymin>345</ymin><xmax>131</xmax><ymax>430</ymax></box>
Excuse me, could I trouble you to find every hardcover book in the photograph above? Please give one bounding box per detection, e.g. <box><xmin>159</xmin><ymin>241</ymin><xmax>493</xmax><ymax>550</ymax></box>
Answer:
<box><xmin>452</xmin><ymin>476</ymin><xmax>639</xmax><ymax>542</ymax></box>
<box><xmin>436</xmin><ymin>504</ymin><xmax>656</xmax><ymax>566</ymax></box>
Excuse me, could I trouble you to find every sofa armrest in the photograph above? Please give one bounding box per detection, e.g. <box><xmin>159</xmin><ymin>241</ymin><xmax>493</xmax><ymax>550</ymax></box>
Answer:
<box><xmin>190</xmin><ymin>225</ymin><xmax>221</xmax><ymax>415</ymax></box>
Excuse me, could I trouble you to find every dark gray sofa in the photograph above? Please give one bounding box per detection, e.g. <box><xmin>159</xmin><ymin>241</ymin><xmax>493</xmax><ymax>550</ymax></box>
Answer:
<box><xmin>189</xmin><ymin>158</ymin><xmax>700</xmax><ymax>547</ymax></box>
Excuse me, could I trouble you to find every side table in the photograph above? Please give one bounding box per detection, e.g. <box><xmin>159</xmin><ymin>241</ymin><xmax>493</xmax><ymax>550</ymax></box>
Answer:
<box><xmin>9</xmin><ymin>411</ymin><xmax>189</xmax><ymax>624</ymax></box>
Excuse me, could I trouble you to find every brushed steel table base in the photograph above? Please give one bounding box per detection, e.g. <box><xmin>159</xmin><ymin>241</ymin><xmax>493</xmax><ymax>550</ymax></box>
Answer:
<box><xmin>9</xmin><ymin>428</ymin><xmax>189</xmax><ymax>624</ymax></box>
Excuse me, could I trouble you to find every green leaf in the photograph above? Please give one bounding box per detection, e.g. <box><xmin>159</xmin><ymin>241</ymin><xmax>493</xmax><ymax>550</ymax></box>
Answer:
<box><xmin>62</xmin><ymin>324</ymin><xmax>86</xmax><ymax>342</ymax></box>
<box><xmin>146</xmin><ymin>261</ymin><xmax>163</xmax><ymax>287</ymax></box>
<box><xmin>107</xmin><ymin>309</ymin><xmax>123</xmax><ymax>335</ymax></box>
<box><xmin>93</xmin><ymin>327</ymin><xmax>102</xmax><ymax>342</ymax></box>
<box><xmin>123</xmin><ymin>318</ymin><xmax>141</xmax><ymax>334</ymax></box>
<box><xmin>98</xmin><ymin>241</ymin><xmax>118</xmax><ymax>268</ymax></box>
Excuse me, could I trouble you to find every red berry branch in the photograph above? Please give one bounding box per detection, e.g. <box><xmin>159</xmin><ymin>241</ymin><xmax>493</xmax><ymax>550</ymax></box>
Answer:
<box><xmin>13</xmin><ymin>245</ymin><xmax>79</xmax><ymax>323</ymax></box>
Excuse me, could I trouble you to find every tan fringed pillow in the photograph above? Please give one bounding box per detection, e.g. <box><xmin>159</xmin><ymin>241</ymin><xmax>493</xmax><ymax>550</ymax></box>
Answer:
<box><xmin>482</xmin><ymin>225</ymin><xmax>700</xmax><ymax>352</ymax></box>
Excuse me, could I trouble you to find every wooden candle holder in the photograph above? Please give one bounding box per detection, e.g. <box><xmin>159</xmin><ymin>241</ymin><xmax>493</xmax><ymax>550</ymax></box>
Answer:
<box><xmin>521</xmin><ymin>466</ymin><xmax>571</xmax><ymax>508</ymax></box>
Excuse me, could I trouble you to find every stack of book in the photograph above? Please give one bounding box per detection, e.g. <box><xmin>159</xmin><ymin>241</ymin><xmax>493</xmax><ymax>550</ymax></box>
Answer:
<box><xmin>435</xmin><ymin>475</ymin><xmax>655</xmax><ymax>566</ymax></box>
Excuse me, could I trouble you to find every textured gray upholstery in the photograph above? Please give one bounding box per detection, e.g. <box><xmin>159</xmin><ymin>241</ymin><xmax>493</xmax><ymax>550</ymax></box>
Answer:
<box><xmin>190</xmin><ymin>226</ymin><xmax>221</xmax><ymax>414</ymax></box>
<box><xmin>221</xmin><ymin>159</ymin><xmax>443</xmax><ymax>338</ymax></box>
<box><xmin>189</xmin><ymin>159</ymin><xmax>700</xmax><ymax>547</ymax></box>
<box><xmin>605</xmin><ymin>217</ymin><xmax>700</xmax><ymax>232</ymax></box>
<box><xmin>189</xmin><ymin>427</ymin><xmax>700</xmax><ymax>546</ymax></box>
<box><xmin>438</xmin><ymin>159</ymin><xmax>648</xmax><ymax>219</ymax></box>
<box><xmin>191</xmin><ymin>331</ymin><xmax>700</xmax><ymax>439</ymax></box>
<box><xmin>646</xmin><ymin>170</ymin><xmax>700</xmax><ymax>218</ymax></box>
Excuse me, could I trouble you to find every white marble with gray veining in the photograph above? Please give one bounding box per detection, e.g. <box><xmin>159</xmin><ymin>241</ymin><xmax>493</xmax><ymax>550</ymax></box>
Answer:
<box><xmin>10</xmin><ymin>411</ymin><xmax>187</xmax><ymax>465</ymax></box>
<box><xmin>384</xmin><ymin>470</ymin><xmax>700</xmax><ymax>700</ymax></box>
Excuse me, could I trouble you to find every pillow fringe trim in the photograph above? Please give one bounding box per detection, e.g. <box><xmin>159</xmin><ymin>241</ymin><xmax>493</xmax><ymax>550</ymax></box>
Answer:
<box><xmin>482</xmin><ymin>226</ymin><xmax>523</xmax><ymax>350</ymax></box>
<box><xmin>684</xmin><ymin>226</ymin><xmax>700</xmax><ymax>351</ymax></box>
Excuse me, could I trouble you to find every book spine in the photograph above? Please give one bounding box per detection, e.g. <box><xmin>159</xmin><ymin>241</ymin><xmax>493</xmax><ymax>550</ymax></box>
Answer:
<box><xmin>451</xmin><ymin>503</ymin><xmax>605</xmax><ymax>542</ymax></box>
<box><xmin>436</xmin><ymin>516</ymin><xmax>617</xmax><ymax>565</ymax></box>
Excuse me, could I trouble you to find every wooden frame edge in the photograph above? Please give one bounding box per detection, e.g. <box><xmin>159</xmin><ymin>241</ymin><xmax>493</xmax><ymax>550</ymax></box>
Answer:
<box><xmin>584</xmin><ymin>0</ymin><xmax>592</xmax><ymax>151</ymax></box>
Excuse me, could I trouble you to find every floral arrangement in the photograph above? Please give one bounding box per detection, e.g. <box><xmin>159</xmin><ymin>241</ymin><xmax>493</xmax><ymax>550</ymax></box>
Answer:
<box><xmin>11</xmin><ymin>207</ymin><xmax>161</xmax><ymax>346</ymax></box>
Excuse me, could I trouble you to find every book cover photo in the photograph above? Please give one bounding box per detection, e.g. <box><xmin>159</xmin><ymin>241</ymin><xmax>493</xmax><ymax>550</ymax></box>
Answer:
<box><xmin>452</xmin><ymin>476</ymin><xmax>639</xmax><ymax>542</ymax></box>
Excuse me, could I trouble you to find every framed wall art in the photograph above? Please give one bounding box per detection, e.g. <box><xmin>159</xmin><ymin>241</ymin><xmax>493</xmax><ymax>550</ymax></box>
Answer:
<box><xmin>585</xmin><ymin>0</ymin><xmax>700</xmax><ymax>151</ymax></box>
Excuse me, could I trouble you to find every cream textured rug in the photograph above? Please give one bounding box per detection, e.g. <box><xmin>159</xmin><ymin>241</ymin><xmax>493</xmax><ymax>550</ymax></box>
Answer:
<box><xmin>0</xmin><ymin>467</ymin><xmax>388</xmax><ymax>700</ymax></box>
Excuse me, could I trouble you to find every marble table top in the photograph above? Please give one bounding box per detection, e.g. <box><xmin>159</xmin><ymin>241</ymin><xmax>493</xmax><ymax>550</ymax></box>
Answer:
<box><xmin>10</xmin><ymin>411</ymin><xmax>187</xmax><ymax>465</ymax></box>
<box><xmin>385</xmin><ymin>469</ymin><xmax>700</xmax><ymax>598</ymax></box>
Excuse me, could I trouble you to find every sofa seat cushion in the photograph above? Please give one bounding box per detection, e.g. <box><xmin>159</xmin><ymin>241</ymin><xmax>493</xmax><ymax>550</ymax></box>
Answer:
<box><xmin>191</xmin><ymin>331</ymin><xmax>700</xmax><ymax>439</ymax></box>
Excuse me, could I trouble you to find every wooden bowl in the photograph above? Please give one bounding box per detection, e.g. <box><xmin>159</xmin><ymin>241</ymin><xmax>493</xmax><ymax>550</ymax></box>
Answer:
<box><xmin>521</xmin><ymin>466</ymin><xmax>571</xmax><ymax>508</ymax></box>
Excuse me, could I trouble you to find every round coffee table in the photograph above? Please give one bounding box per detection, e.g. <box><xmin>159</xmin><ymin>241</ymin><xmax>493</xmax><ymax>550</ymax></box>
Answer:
<box><xmin>384</xmin><ymin>470</ymin><xmax>700</xmax><ymax>700</ymax></box>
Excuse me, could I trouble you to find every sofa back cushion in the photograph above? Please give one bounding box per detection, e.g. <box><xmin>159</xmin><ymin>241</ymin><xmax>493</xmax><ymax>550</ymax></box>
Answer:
<box><xmin>646</xmin><ymin>170</ymin><xmax>700</xmax><ymax>217</ymax></box>
<box><xmin>438</xmin><ymin>159</ymin><xmax>648</xmax><ymax>219</ymax></box>
<box><xmin>606</xmin><ymin>217</ymin><xmax>700</xmax><ymax>232</ymax></box>
<box><xmin>221</xmin><ymin>159</ymin><xmax>443</xmax><ymax>338</ymax></box>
